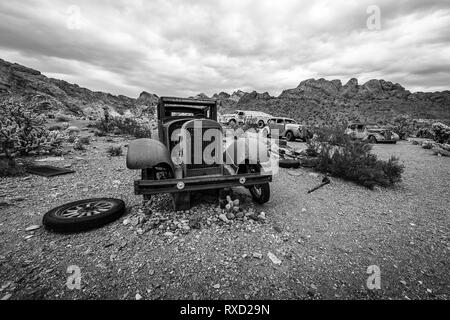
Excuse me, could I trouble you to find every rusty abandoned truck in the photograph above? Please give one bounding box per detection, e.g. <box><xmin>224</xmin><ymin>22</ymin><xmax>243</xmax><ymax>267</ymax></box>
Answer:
<box><xmin>126</xmin><ymin>97</ymin><xmax>273</xmax><ymax>210</ymax></box>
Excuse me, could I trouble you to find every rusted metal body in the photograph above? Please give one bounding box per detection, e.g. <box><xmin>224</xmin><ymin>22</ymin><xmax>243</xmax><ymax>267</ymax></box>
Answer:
<box><xmin>127</xmin><ymin>96</ymin><xmax>272</xmax><ymax>209</ymax></box>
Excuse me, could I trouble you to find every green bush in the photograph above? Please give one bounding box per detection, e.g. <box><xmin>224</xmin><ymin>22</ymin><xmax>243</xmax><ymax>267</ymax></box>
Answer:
<box><xmin>55</xmin><ymin>114</ymin><xmax>70</xmax><ymax>122</ymax></box>
<box><xmin>391</xmin><ymin>115</ymin><xmax>416</xmax><ymax>140</ymax></box>
<box><xmin>106</xmin><ymin>145</ymin><xmax>123</xmax><ymax>156</ymax></box>
<box><xmin>79</xmin><ymin>136</ymin><xmax>90</xmax><ymax>145</ymax></box>
<box><xmin>0</xmin><ymin>97</ymin><xmax>65</xmax><ymax>160</ymax></box>
<box><xmin>308</xmin><ymin>126</ymin><xmax>404</xmax><ymax>189</ymax></box>
<box><xmin>93</xmin><ymin>116</ymin><xmax>152</xmax><ymax>138</ymax></box>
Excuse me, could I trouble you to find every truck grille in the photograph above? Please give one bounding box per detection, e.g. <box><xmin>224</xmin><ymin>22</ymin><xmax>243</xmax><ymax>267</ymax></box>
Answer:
<box><xmin>185</xmin><ymin>127</ymin><xmax>221</xmax><ymax>170</ymax></box>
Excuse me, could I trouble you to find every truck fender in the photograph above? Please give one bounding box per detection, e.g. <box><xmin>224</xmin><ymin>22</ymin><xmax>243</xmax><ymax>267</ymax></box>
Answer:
<box><xmin>126</xmin><ymin>138</ymin><xmax>174</xmax><ymax>170</ymax></box>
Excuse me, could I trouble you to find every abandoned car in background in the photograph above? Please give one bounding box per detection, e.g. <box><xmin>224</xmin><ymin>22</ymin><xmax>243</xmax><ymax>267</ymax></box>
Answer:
<box><xmin>220</xmin><ymin>110</ymin><xmax>272</xmax><ymax>128</ymax></box>
<box><xmin>345</xmin><ymin>123</ymin><xmax>399</xmax><ymax>143</ymax></box>
<box><xmin>267</xmin><ymin>117</ymin><xmax>313</xmax><ymax>142</ymax></box>
<box><xmin>126</xmin><ymin>97</ymin><xmax>273</xmax><ymax>210</ymax></box>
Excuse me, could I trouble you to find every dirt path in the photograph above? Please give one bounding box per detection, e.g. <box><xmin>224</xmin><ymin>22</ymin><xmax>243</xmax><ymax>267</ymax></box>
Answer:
<box><xmin>0</xmin><ymin>139</ymin><xmax>448</xmax><ymax>300</ymax></box>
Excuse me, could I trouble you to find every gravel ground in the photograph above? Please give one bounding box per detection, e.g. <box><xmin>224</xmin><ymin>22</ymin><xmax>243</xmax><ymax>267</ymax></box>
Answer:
<box><xmin>0</xmin><ymin>136</ymin><xmax>448</xmax><ymax>300</ymax></box>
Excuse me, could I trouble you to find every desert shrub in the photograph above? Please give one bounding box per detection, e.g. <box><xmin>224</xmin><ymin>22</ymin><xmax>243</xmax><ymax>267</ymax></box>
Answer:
<box><xmin>106</xmin><ymin>145</ymin><xmax>123</xmax><ymax>156</ymax></box>
<box><xmin>79</xmin><ymin>136</ymin><xmax>90</xmax><ymax>145</ymax></box>
<box><xmin>308</xmin><ymin>126</ymin><xmax>404</xmax><ymax>189</ymax></box>
<box><xmin>0</xmin><ymin>97</ymin><xmax>65</xmax><ymax>160</ymax></box>
<box><xmin>67</xmin><ymin>135</ymin><xmax>76</xmax><ymax>143</ymax></box>
<box><xmin>48</xmin><ymin>124</ymin><xmax>63</xmax><ymax>131</ymax></box>
<box><xmin>55</xmin><ymin>113</ymin><xmax>70</xmax><ymax>122</ymax></box>
<box><xmin>415</xmin><ymin>127</ymin><xmax>434</xmax><ymax>140</ymax></box>
<box><xmin>422</xmin><ymin>141</ymin><xmax>434</xmax><ymax>149</ymax></box>
<box><xmin>73</xmin><ymin>139</ymin><xmax>85</xmax><ymax>151</ymax></box>
<box><xmin>93</xmin><ymin>116</ymin><xmax>152</xmax><ymax>138</ymax></box>
<box><xmin>431</xmin><ymin>122</ymin><xmax>450</xmax><ymax>144</ymax></box>
<box><xmin>391</xmin><ymin>115</ymin><xmax>416</xmax><ymax>140</ymax></box>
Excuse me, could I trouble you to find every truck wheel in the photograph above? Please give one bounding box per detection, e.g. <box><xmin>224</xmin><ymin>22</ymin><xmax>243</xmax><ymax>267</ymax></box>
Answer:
<box><xmin>368</xmin><ymin>136</ymin><xmax>377</xmax><ymax>144</ymax></box>
<box><xmin>228</xmin><ymin>119</ymin><xmax>236</xmax><ymax>126</ymax></box>
<box><xmin>249</xmin><ymin>183</ymin><xmax>270</xmax><ymax>204</ymax></box>
<box><xmin>258</xmin><ymin>120</ymin><xmax>265</xmax><ymax>128</ymax></box>
<box><xmin>43</xmin><ymin>198</ymin><xmax>125</xmax><ymax>233</ymax></box>
<box><xmin>285</xmin><ymin>131</ymin><xmax>295</xmax><ymax>142</ymax></box>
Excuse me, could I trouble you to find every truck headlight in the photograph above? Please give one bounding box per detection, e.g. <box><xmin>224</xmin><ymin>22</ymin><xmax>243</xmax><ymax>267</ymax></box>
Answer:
<box><xmin>176</xmin><ymin>182</ymin><xmax>185</xmax><ymax>190</ymax></box>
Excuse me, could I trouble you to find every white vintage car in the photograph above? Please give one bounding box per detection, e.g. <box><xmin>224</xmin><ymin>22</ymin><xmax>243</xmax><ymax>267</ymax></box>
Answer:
<box><xmin>345</xmin><ymin>123</ymin><xmax>399</xmax><ymax>143</ymax></box>
<box><xmin>220</xmin><ymin>110</ymin><xmax>273</xmax><ymax>128</ymax></box>
<box><xmin>267</xmin><ymin>117</ymin><xmax>313</xmax><ymax>141</ymax></box>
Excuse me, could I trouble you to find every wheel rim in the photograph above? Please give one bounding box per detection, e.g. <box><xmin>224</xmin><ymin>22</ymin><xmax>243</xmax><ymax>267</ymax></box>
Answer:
<box><xmin>286</xmin><ymin>132</ymin><xmax>292</xmax><ymax>140</ymax></box>
<box><xmin>56</xmin><ymin>200</ymin><xmax>113</xmax><ymax>218</ymax></box>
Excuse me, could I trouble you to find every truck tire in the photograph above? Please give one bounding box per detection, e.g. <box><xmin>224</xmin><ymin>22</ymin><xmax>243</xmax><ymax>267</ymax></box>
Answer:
<box><xmin>258</xmin><ymin>120</ymin><xmax>265</xmax><ymax>128</ymax></box>
<box><xmin>249</xmin><ymin>183</ymin><xmax>270</xmax><ymax>204</ymax></box>
<box><xmin>279</xmin><ymin>159</ymin><xmax>300</xmax><ymax>169</ymax></box>
<box><xmin>228</xmin><ymin>119</ymin><xmax>237</xmax><ymax>126</ymax></box>
<box><xmin>43</xmin><ymin>198</ymin><xmax>125</xmax><ymax>233</ymax></box>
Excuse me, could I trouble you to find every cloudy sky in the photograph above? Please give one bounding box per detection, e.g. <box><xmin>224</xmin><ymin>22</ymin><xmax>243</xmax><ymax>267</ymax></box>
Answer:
<box><xmin>1</xmin><ymin>0</ymin><xmax>449</xmax><ymax>97</ymax></box>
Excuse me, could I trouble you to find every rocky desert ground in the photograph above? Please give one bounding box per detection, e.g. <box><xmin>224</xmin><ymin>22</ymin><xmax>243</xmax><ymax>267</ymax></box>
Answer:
<box><xmin>0</xmin><ymin>121</ymin><xmax>448</xmax><ymax>300</ymax></box>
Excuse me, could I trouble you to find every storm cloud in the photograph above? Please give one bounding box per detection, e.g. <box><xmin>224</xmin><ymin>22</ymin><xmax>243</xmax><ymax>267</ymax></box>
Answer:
<box><xmin>0</xmin><ymin>0</ymin><xmax>449</xmax><ymax>97</ymax></box>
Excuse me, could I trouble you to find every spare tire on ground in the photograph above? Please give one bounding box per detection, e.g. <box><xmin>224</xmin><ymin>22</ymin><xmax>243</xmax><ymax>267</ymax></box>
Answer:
<box><xmin>279</xmin><ymin>159</ymin><xmax>301</xmax><ymax>169</ymax></box>
<box><xmin>43</xmin><ymin>198</ymin><xmax>125</xmax><ymax>233</ymax></box>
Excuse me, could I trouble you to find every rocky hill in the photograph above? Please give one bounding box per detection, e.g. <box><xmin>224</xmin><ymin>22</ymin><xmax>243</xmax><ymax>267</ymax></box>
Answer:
<box><xmin>210</xmin><ymin>78</ymin><xmax>450</xmax><ymax>126</ymax></box>
<box><xmin>1</xmin><ymin>58</ymin><xmax>449</xmax><ymax>126</ymax></box>
<box><xmin>0</xmin><ymin>58</ymin><xmax>158</xmax><ymax>118</ymax></box>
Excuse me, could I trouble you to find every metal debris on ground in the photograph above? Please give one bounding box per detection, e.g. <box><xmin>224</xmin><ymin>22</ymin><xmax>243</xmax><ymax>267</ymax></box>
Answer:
<box><xmin>307</xmin><ymin>175</ymin><xmax>331</xmax><ymax>194</ymax></box>
<box><xmin>26</xmin><ymin>165</ymin><xmax>75</xmax><ymax>177</ymax></box>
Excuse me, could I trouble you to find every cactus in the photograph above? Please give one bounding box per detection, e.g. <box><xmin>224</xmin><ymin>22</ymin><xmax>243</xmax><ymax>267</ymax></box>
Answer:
<box><xmin>0</xmin><ymin>97</ymin><xmax>65</xmax><ymax>159</ymax></box>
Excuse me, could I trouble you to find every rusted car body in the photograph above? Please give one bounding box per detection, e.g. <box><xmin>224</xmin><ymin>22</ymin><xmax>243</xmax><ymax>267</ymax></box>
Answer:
<box><xmin>126</xmin><ymin>97</ymin><xmax>272</xmax><ymax>210</ymax></box>
<box><xmin>267</xmin><ymin>117</ymin><xmax>312</xmax><ymax>142</ymax></box>
<box><xmin>345</xmin><ymin>123</ymin><xmax>399</xmax><ymax>144</ymax></box>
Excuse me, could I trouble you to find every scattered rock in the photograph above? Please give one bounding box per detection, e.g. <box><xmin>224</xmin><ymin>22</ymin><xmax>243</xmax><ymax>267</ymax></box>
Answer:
<box><xmin>212</xmin><ymin>284</ymin><xmax>220</xmax><ymax>289</ymax></box>
<box><xmin>252</xmin><ymin>252</ymin><xmax>262</xmax><ymax>259</ymax></box>
<box><xmin>258</xmin><ymin>212</ymin><xmax>266</xmax><ymax>220</ymax></box>
<box><xmin>25</xmin><ymin>225</ymin><xmax>40</xmax><ymax>232</ymax></box>
<box><xmin>235</xmin><ymin>212</ymin><xmax>244</xmax><ymax>219</ymax></box>
<box><xmin>75</xmin><ymin>182</ymin><xmax>86</xmax><ymax>189</ymax></box>
<box><xmin>1</xmin><ymin>293</ymin><xmax>12</xmax><ymax>300</ymax></box>
<box><xmin>0</xmin><ymin>201</ymin><xmax>11</xmax><ymax>208</ymax></box>
<box><xmin>226</xmin><ymin>212</ymin><xmax>235</xmax><ymax>220</ymax></box>
<box><xmin>189</xmin><ymin>215</ymin><xmax>202</xmax><ymax>229</ymax></box>
<box><xmin>135</xmin><ymin>293</ymin><xmax>142</xmax><ymax>300</ymax></box>
<box><xmin>219</xmin><ymin>214</ymin><xmax>230</xmax><ymax>223</ymax></box>
<box><xmin>123</xmin><ymin>219</ymin><xmax>130</xmax><ymax>226</ymax></box>
<box><xmin>163</xmin><ymin>232</ymin><xmax>174</xmax><ymax>237</ymax></box>
<box><xmin>267</xmin><ymin>252</ymin><xmax>282</xmax><ymax>265</ymax></box>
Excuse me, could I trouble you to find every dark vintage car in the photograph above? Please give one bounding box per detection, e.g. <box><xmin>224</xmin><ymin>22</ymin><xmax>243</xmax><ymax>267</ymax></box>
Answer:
<box><xmin>126</xmin><ymin>97</ymin><xmax>273</xmax><ymax>210</ymax></box>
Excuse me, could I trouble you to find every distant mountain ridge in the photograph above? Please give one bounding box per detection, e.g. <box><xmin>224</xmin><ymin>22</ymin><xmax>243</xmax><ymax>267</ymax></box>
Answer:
<box><xmin>204</xmin><ymin>78</ymin><xmax>450</xmax><ymax>126</ymax></box>
<box><xmin>0</xmin><ymin>58</ymin><xmax>158</xmax><ymax>118</ymax></box>
<box><xmin>1</xmin><ymin>58</ymin><xmax>449</xmax><ymax>125</ymax></box>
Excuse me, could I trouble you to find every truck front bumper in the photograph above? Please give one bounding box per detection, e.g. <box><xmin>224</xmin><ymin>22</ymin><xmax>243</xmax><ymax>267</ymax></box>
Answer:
<box><xmin>135</xmin><ymin>173</ymin><xmax>272</xmax><ymax>195</ymax></box>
